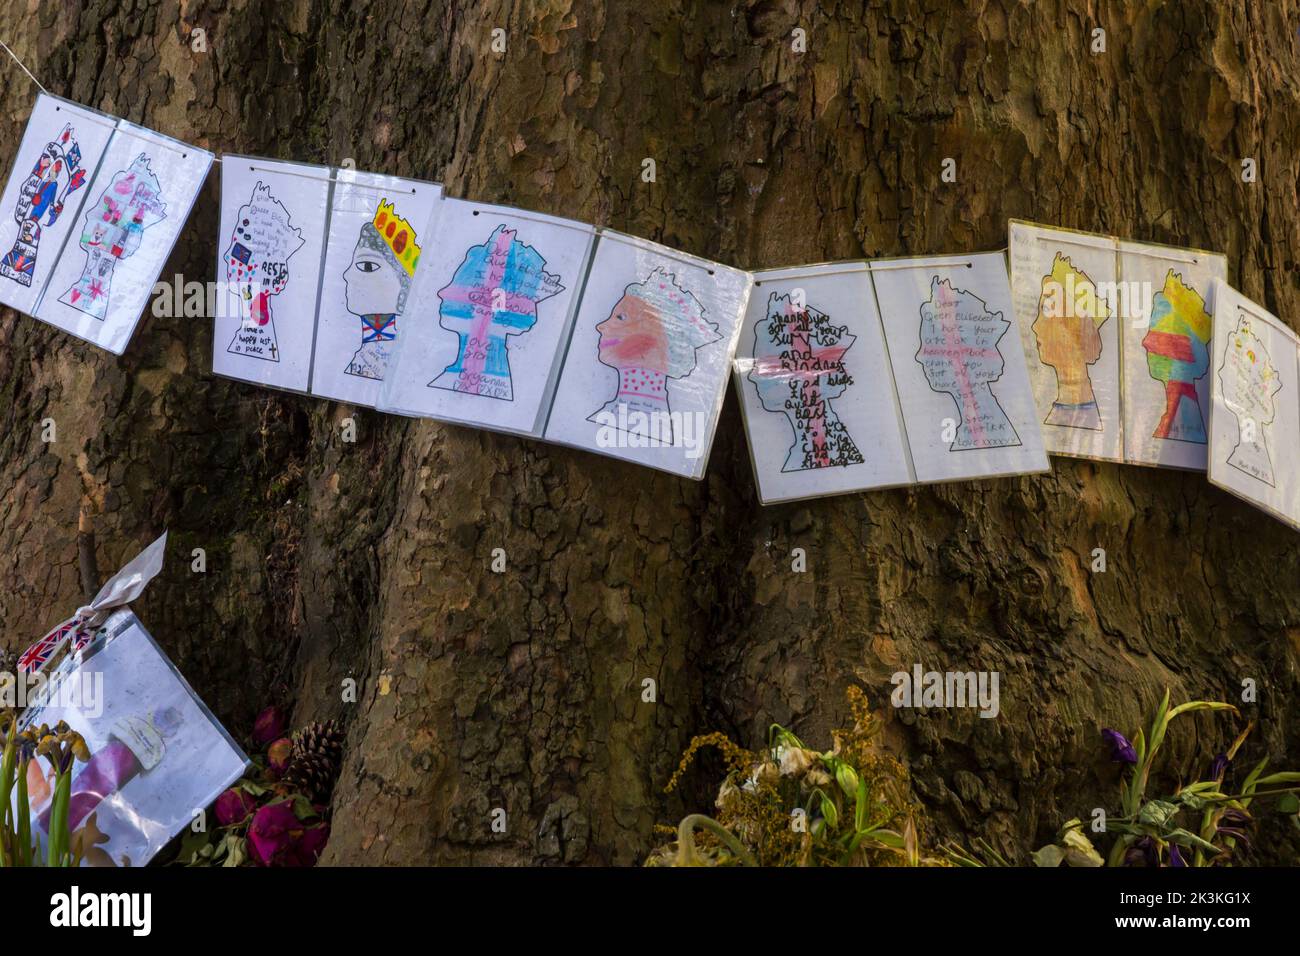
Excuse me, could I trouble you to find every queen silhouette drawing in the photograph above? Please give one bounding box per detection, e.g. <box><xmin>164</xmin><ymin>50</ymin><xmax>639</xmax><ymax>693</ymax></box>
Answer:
<box><xmin>1141</xmin><ymin>270</ymin><xmax>1212</xmax><ymax>443</ymax></box>
<box><xmin>1032</xmin><ymin>254</ymin><xmax>1111</xmax><ymax>430</ymax></box>
<box><xmin>748</xmin><ymin>291</ymin><xmax>864</xmax><ymax>471</ymax></box>
<box><xmin>58</xmin><ymin>153</ymin><xmax>166</xmax><ymax>320</ymax></box>
<box><xmin>915</xmin><ymin>276</ymin><xmax>1020</xmax><ymax>450</ymax></box>
<box><xmin>1219</xmin><ymin>314</ymin><xmax>1283</xmax><ymax>486</ymax></box>
<box><xmin>429</xmin><ymin>224</ymin><xmax>563</xmax><ymax>400</ymax></box>
<box><xmin>587</xmin><ymin>267</ymin><xmax>720</xmax><ymax>446</ymax></box>
<box><xmin>1</xmin><ymin>123</ymin><xmax>86</xmax><ymax>287</ymax></box>
<box><xmin>344</xmin><ymin>199</ymin><xmax>422</xmax><ymax>380</ymax></box>
<box><xmin>225</xmin><ymin>183</ymin><xmax>305</xmax><ymax>363</ymax></box>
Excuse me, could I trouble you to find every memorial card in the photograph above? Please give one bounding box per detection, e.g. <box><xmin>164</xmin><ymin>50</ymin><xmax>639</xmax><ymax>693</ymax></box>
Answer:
<box><xmin>211</xmin><ymin>156</ymin><xmax>330</xmax><ymax>393</ymax></box>
<box><xmin>873</xmin><ymin>251</ymin><xmax>1049</xmax><ymax>484</ymax></box>
<box><xmin>544</xmin><ymin>230</ymin><xmax>750</xmax><ymax>479</ymax></box>
<box><xmin>1207</xmin><ymin>279</ymin><xmax>1300</xmax><ymax>531</ymax></box>
<box><xmin>380</xmin><ymin>197</ymin><xmax>594</xmax><ymax>435</ymax></box>
<box><xmin>735</xmin><ymin>262</ymin><xmax>912</xmax><ymax>504</ymax></box>
<box><xmin>307</xmin><ymin>172</ymin><xmax>442</xmax><ymax>407</ymax></box>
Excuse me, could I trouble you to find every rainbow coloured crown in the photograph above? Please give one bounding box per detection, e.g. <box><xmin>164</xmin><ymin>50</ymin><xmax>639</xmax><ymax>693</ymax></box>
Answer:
<box><xmin>1157</xmin><ymin>270</ymin><xmax>1211</xmax><ymax>344</ymax></box>
<box><xmin>373</xmin><ymin>200</ymin><xmax>421</xmax><ymax>276</ymax></box>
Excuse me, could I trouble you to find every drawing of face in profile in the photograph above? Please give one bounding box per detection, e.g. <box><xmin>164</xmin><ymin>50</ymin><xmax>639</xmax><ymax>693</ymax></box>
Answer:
<box><xmin>58</xmin><ymin>153</ymin><xmax>166</xmax><ymax>321</ymax></box>
<box><xmin>428</xmin><ymin>224</ymin><xmax>563</xmax><ymax>401</ymax></box>
<box><xmin>225</xmin><ymin>182</ymin><xmax>305</xmax><ymax>363</ymax></box>
<box><xmin>1</xmin><ymin>123</ymin><xmax>86</xmax><ymax>287</ymax></box>
<box><xmin>1219</xmin><ymin>314</ymin><xmax>1283</xmax><ymax>486</ymax></box>
<box><xmin>749</xmin><ymin>292</ymin><xmax>864</xmax><ymax>471</ymax></box>
<box><xmin>1032</xmin><ymin>253</ymin><xmax>1111</xmax><ymax>430</ymax></box>
<box><xmin>915</xmin><ymin>276</ymin><xmax>1021</xmax><ymax>450</ymax></box>
<box><xmin>587</xmin><ymin>267</ymin><xmax>720</xmax><ymax>446</ymax></box>
<box><xmin>343</xmin><ymin>199</ymin><xmax>422</xmax><ymax>380</ymax></box>
<box><xmin>1142</xmin><ymin>270</ymin><xmax>1212</xmax><ymax>443</ymax></box>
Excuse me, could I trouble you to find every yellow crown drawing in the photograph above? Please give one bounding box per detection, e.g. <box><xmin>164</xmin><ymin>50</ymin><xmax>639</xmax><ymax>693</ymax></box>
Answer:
<box><xmin>373</xmin><ymin>200</ymin><xmax>421</xmax><ymax>277</ymax></box>
<box><xmin>1158</xmin><ymin>270</ymin><xmax>1211</xmax><ymax>344</ymax></box>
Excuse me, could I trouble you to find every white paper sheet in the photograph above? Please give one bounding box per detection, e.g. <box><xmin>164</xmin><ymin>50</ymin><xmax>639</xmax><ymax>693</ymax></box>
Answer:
<box><xmin>307</xmin><ymin>172</ymin><xmax>442</xmax><ymax>407</ymax></box>
<box><xmin>735</xmin><ymin>263</ymin><xmax>913</xmax><ymax>504</ymax></box>
<box><xmin>1009</xmin><ymin>221</ymin><xmax>1123</xmax><ymax>462</ymax></box>
<box><xmin>1207</xmin><ymin>279</ymin><xmax>1300</xmax><ymax>531</ymax></box>
<box><xmin>380</xmin><ymin>197</ymin><xmax>595</xmax><ymax>435</ymax></box>
<box><xmin>544</xmin><ymin>230</ymin><xmax>751</xmax><ymax>478</ymax></box>
<box><xmin>0</xmin><ymin>94</ymin><xmax>116</xmax><ymax>317</ymax></box>
<box><xmin>873</xmin><ymin>251</ymin><xmax>1049</xmax><ymax>484</ymax></box>
<box><xmin>20</xmin><ymin>610</ymin><xmax>248</xmax><ymax>868</ymax></box>
<box><xmin>34</xmin><ymin>122</ymin><xmax>212</xmax><ymax>354</ymax></box>
<box><xmin>1117</xmin><ymin>241</ymin><xmax>1227</xmax><ymax>470</ymax></box>
<box><xmin>211</xmin><ymin>156</ymin><xmax>330</xmax><ymax>393</ymax></box>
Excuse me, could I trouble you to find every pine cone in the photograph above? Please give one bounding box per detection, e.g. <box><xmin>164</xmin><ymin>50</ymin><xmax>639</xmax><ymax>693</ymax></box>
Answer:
<box><xmin>282</xmin><ymin>719</ymin><xmax>344</xmax><ymax>805</ymax></box>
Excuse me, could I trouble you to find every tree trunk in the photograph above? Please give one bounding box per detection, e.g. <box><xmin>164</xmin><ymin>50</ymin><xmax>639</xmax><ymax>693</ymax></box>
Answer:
<box><xmin>1</xmin><ymin>0</ymin><xmax>1297</xmax><ymax>866</ymax></box>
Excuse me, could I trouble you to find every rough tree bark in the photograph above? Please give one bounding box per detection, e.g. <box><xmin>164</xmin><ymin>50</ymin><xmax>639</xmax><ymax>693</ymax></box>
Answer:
<box><xmin>0</xmin><ymin>0</ymin><xmax>1297</xmax><ymax>865</ymax></box>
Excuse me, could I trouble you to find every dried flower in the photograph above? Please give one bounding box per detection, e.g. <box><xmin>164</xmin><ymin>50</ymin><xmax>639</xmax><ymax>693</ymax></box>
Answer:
<box><xmin>775</xmin><ymin>744</ymin><xmax>816</xmax><ymax>778</ymax></box>
<box><xmin>33</xmin><ymin>721</ymin><xmax>90</xmax><ymax>774</ymax></box>
<box><xmin>252</xmin><ymin>707</ymin><xmax>287</xmax><ymax>746</ymax></box>
<box><xmin>267</xmin><ymin>737</ymin><xmax>293</xmax><ymax>775</ymax></box>
<box><xmin>248</xmin><ymin>800</ymin><xmax>299</xmax><ymax>865</ymax></box>
<box><xmin>214</xmin><ymin>788</ymin><xmax>257</xmax><ymax>826</ymax></box>
<box><xmin>247</xmin><ymin>799</ymin><xmax>328</xmax><ymax>867</ymax></box>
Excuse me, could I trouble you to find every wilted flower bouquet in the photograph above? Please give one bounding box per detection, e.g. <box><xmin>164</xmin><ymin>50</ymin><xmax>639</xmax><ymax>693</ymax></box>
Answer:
<box><xmin>0</xmin><ymin>715</ymin><xmax>90</xmax><ymax>867</ymax></box>
<box><xmin>646</xmin><ymin>686</ymin><xmax>943</xmax><ymax>867</ymax></box>
<box><xmin>171</xmin><ymin>706</ymin><xmax>340</xmax><ymax>867</ymax></box>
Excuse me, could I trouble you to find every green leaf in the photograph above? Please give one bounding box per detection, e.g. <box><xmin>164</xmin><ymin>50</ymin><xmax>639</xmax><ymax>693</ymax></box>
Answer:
<box><xmin>291</xmin><ymin>794</ymin><xmax>317</xmax><ymax>820</ymax></box>
<box><xmin>222</xmin><ymin>836</ymin><xmax>247</xmax><ymax>867</ymax></box>
<box><xmin>1253</xmin><ymin>772</ymin><xmax>1300</xmax><ymax>786</ymax></box>
<box><xmin>1276</xmin><ymin>794</ymin><xmax>1299</xmax><ymax>814</ymax></box>
<box><xmin>1137</xmin><ymin>799</ymin><xmax>1180</xmax><ymax>828</ymax></box>
<box><xmin>1164</xmin><ymin>828</ymin><xmax>1221</xmax><ymax>855</ymax></box>
<box><xmin>1166</xmin><ymin>701</ymin><xmax>1238</xmax><ymax>721</ymax></box>
<box><xmin>871</xmin><ymin>829</ymin><xmax>905</xmax><ymax>849</ymax></box>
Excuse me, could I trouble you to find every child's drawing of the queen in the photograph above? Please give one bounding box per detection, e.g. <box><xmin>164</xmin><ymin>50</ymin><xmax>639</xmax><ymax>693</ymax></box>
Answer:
<box><xmin>587</xmin><ymin>267</ymin><xmax>720</xmax><ymax>445</ymax></box>
<box><xmin>225</xmin><ymin>183</ymin><xmax>305</xmax><ymax>363</ymax></box>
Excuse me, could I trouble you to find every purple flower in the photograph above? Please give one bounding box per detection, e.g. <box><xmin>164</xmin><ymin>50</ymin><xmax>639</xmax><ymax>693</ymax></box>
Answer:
<box><xmin>1210</xmin><ymin>753</ymin><xmax>1230</xmax><ymax>780</ymax></box>
<box><xmin>247</xmin><ymin>800</ymin><xmax>300</xmax><ymax>866</ymax></box>
<box><xmin>289</xmin><ymin>822</ymin><xmax>330</xmax><ymax>867</ymax></box>
<box><xmin>1168</xmin><ymin>844</ymin><xmax>1186</xmax><ymax>867</ymax></box>
<box><xmin>214</xmin><ymin>788</ymin><xmax>257</xmax><ymax>826</ymax></box>
<box><xmin>252</xmin><ymin>706</ymin><xmax>287</xmax><ymax>746</ymax></box>
<box><xmin>1101</xmin><ymin>728</ymin><xmax>1137</xmax><ymax>764</ymax></box>
<box><xmin>1216</xmin><ymin>808</ymin><xmax>1252</xmax><ymax>849</ymax></box>
<box><xmin>247</xmin><ymin>799</ymin><xmax>329</xmax><ymax>867</ymax></box>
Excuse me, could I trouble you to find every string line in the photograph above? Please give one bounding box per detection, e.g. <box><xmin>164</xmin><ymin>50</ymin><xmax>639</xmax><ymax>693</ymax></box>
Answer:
<box><xmin>0</xmin><ymin>39</ymin><xmax>48</xmax><ymax>95</ymax></box>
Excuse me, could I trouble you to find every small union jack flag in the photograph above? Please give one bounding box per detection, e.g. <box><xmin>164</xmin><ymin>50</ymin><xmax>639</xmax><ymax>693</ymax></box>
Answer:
<box><xmin>16</xmin><ymin>619</ymin><xmax>90</xmax><ymax>675</ymax></box>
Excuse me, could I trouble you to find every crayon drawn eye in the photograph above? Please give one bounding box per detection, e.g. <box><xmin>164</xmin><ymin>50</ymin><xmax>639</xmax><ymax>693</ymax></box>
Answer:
<box><xmin>356</xmin><ymin>259</ymin><xmax>381</xmax><ymax>273</ymax></box>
